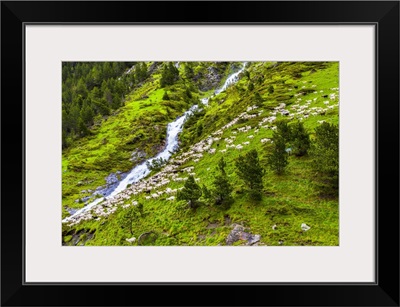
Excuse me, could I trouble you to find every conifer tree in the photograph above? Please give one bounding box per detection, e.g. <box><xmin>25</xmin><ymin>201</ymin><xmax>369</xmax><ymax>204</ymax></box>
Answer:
<box><xmin>248</xmin><ymin>82</ymin><xmax>254</xmax><ymax>91</ymax></box>
<box><xmin>254</xmin><ymin>92</ymin><xmax>263</xmax><ymax>107</ymax></box>
<box><xmin>267</xmin><ymin>133</ymin><xmax>288</xmax><ymax>175</ymax></box>
<box><xmin>162</xmin><ymin>91</ymin><xmax>170</xmax><ymax>100</ymax></box>
<box><xmin>235</xmin><ymin>149</ymin><xmax>264</xmax><ymax>200</ymax></box>
<box><xmin>276</xmin><ymin>120</ymin><xmax>292</xmax><ymax>144</ymax></box>
<box><xmin>309</xmin><ymin>122</ymin><xmax>339</xmax><ymax>189</ymax></box>
<box><xmin>160</xmin><ymin>62</ymin><xmax>180</xmax><ymax>88</ymax></box>
<box><xmin>210</xmin><ymin>158</ymin><xmax>234</xmax><ymax>209</ymax></box>
<box><xmin>290</xmin><ymin>121</ymin><xmax>310</xmax><ymax>156</ymax></box>
<box><xmin>80</xmin><ymin>102</ymin><xmax>95</xmax><ymax>126</ymax></box>
<box><xmin>177</xmin><ymin>175</ymin><xmax>202</xmax><ymax>209</ymax></box>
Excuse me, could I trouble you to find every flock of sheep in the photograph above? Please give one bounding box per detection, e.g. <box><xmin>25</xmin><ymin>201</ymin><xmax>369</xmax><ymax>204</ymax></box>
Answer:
<box><xmin>63</xmin><ymin>85</ymin><xmax>339</xmax><ymax>227</ymax></box>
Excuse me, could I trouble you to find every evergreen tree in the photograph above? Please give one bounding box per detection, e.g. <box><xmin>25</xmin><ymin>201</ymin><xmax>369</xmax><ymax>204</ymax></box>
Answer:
<box><xmin>184</xmin><ymin>62</ymin><xmax>194</xmax><ymax>79</ymax></box>
<box><xmin>268</xmin><ymin>84</ymin><xmax>274</xmax><ymax>94</ymax></box>
<box><xmin>122</xmin><ymin>202</ymin><xmax>144</xmax><ymax>235</ymax></box>
<box><xmin>248</xmin><ymin>82</ymin><xmax>254</xmax><ymax>91</ymax></box>
<box><xmin>160</xmin><ymin>62</ymin><xmax>179</xmax><ymax>87</ymax></box>
<box><xmin>176</xmin><ymin>175</ymin><xmax>202</xmax><ymax>209</ymax></box>
<box><xmin>243</xmin><ymin>70</ymin><xmax>250</xmax><ymax>80</ymax></box>
<box><xmin>254</xmin><ymin>92</ymin><xmax>263</xmax><ymax>107</ymax></box>
<box><xmin>62</xmin><ymin>109</ymin><xmax>70</xmax><ymax>132</ymax></box>
<box><xmin>290</xmin><ymin>121</ymin><xmax>310</xmax><ymax>156</ymax></box>
<box><xmin>75</xmin><ymin>79</ymin><xmax>88</xmax><ymax>98</ymax></box>
<box><xmin>162</xmin><ymin>91</ymin><xmax>170</xmax><ymax>100</ymax></box>
<box><xmin>235</xmin><ymin>149</ymin><xmax>265</xmax><ymax>200</ymax></box>
<box><xmin>68</xmin><ymin>104</ymin><xmax>81</xmax><ymax>133</ymax></box>
<box><xmin>135</xmin><ymin>62</ymin><xmax>147</xmax><ymax>83</ymax></box>
<box><xmin>196</xmin><ymin>122</ymin><xmax>203</xmax><ymax>137</ymax></box>
<box><xmin>80</xmin><ymin>102</ymin><xmax>95</xmax><ymax>126</ymax></box>
<box><xmin>309</xmin><ymin>122</ymin><xmax>339</xmax><ymax>189</ymax></box>
<box><xmin>202</xmin><ymin>184</ymin><xmax>211</xmax><ymax>200</ymax></box>
<box><xmin>276</xmin><ymin>120</ymin><xmax>291</xmax><ymax>144</ymax></box>
<box><xmin>77</xmin><ymin>117</ymin><xmax>90</xmax><ymax>136</ymax></box>
<box><xmin>93</xmin><ymin>98</ymin><xmax>111</xmax><ymax>116</ymax></box>
<box><xmin>62</xmin><ymin>129</ymin><xmax>68</xmax><ymax>149</ymax></box>
<box><xmin>210</xmin><ymin>157</ymin><xmax>234</xmax><ymax>209</ymax></box>
<box><xmin>267</xmin><ymin>133</ymin><xmax>288</xmax><ymax>175</ymax></box>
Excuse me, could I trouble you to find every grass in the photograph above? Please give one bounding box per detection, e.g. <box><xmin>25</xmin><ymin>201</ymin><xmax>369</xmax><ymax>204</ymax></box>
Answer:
<box><xmin>62</xmin><ymin>61</ymin><xmax>339</xmax><ymax>246</ymax></box>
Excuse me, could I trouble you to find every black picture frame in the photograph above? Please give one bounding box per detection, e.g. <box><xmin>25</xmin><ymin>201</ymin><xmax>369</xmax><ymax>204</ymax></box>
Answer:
<box><xmin>1</xmin><ymin>1</ymin><xmax>399</xmax><ymax>306</ymax></box>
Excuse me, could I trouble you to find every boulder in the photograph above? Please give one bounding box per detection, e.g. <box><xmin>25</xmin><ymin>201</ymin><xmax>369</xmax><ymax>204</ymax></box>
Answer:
<box><xmin>226</xmin><ymin>224</ymin><xmax>261</xmax><ymax>246</ymax></box>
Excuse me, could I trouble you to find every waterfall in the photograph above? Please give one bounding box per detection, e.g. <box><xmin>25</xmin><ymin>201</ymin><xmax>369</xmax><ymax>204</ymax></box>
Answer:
<box><xmin>63</xmin><ymin>62</ymin><xmax>247</xmax><ymax>223</ymax></box>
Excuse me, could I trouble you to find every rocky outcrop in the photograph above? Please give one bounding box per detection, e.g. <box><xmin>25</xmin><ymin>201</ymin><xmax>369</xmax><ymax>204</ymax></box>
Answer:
<box><xmin>194</xmin><ymin>66</ymin><xmax>224</xmax><ymax>92</ymax></box>
<box><xmin>226</xmin><ymin>224</ymin><xmax>261</xmax><ymax>246</ymax></box>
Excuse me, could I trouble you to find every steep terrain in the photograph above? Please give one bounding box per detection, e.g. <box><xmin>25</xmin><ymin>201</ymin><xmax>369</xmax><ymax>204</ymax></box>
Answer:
<box><xmin>62</xmin><ymin>61</ymin><xmax>339</xmax><ymax>246</ymax></box>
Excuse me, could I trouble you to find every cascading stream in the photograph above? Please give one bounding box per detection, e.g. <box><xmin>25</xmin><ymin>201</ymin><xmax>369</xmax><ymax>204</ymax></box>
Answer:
<box><xmin>63</xmin><ymin>62</ymin><xmax>247</xmax><ymax>223</ymax></box>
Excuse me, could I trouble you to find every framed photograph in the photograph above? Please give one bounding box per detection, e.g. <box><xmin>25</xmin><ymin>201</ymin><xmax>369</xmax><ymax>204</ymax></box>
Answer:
<box><xmin>1</xmin><ymin>1</ymin><xmax>399</xmax><ymax>306</ymax></box>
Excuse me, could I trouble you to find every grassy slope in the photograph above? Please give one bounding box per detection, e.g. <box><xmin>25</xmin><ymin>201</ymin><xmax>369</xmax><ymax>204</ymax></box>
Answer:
<box><xmin>62</xmin><ymin>64</ymin><xmax>196</xmax><ymax>217</ymax></box>
<box><xmin>63</xmin><ymin>61</ymin><xmax>339</xmax><ymax>246</ymax></box>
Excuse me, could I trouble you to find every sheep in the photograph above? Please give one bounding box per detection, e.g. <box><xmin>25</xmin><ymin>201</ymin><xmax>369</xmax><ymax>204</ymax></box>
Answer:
<box><xmin>126</xmin><ymin>237</ymin><xmax>136</xmax><ymax>243</ymax></box>
<box><xmin>166</xmin><ymin>196</ymin><xmax>175</xmax><ymax>201</ymax></box>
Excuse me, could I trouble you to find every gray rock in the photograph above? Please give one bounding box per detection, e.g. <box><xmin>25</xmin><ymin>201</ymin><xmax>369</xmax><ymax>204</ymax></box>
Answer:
<box><xmin>226</xmin><ymin>224</ymin><xmax>261</xmax><ymax>246</ymax></box>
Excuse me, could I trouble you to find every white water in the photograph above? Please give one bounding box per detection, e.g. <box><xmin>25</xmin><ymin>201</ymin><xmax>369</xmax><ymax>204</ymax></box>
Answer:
<box><xmin>63</xmin><ymin>62</ymin><xmax>247</xmax><ymax>222</ymax></box>
<box><xmin>214</xmin><ymin>62</ymin><xmax>247</xmax><ymax>95</ymax></box>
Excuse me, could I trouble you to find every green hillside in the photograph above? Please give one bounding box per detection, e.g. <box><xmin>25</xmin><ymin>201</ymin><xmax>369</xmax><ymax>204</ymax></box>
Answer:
<box><xmin>62</xmin><ymin>61</ymin><xmax>339</xmax><ymax>246</ymax></box>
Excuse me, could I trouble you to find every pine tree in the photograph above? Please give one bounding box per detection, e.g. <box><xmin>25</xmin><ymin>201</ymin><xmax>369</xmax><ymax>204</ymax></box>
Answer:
<box><xmin>276</xmin><ymin>120</ymin><xmax>292</xmax><ymax>144</ymax></box>
<box><xmin>76</xmin><ymin>78</ymin><xmax>88</xmax><ymax>98</ymax></box>
<box><xmin>210</xmin><ymin>158</ymin><xmax>234</xmax><ymax>209</ymax></box>
<box><xmin>184</xmin><ymin>62</ymin><xmax>194</xmax><ymax>79</ymax></box>
<box><xmin>176</xmin><ymin>175</ymin><xmax>202</xmax><ymax>209</ymax></box>
<box><xmin>162</xmin><ymin>91</ymin><xmax>170</xmax><ymax>100</ymax></box>
<box><xmin>254</xmin><ymin>92</ymin><xmax>263</xmax><ymax>107</ymax></box>
<box><xmin>135</xmin><ymin>62</ymin><xmax>147</xmax><ymax>83</ymax></box>
<box><xmin>243</xmin><ymin>70</ymin><xmax>250</xmax><ymax>80</ymax></box>
<box><xmin>267</xmin><ymin>133</ymin><xmax>288</xmax><ymax>175</ymax></box>
<box><xmin>80</xmin><ymin>102</ymin><xmax>95</xmax><ymax>126</ymax></box>
<box><xmin>77</xmin><ymin>117</ymin><xmax>90</xmax><ymax>136</ymax></box>
<box><xmin>290</xmin><ymin>121</ymin><xmax>310</xmax><ymax>156</ymax></box>
<box><xmin>160</xmin><ymin>62</ymin><xmax>180</xmax><ymax>88</ymax></box>
<box><xmin>235</xmin><ymin>149</ymin><xmax>265</xmax><ymax>200</ymax></box>
<box><xmin>122</xmin><ymin>202</ymin><xmax>144</xmax><ymax>235</ymax></box>
<box><xmin>248</xmin><ymin>82</ymin><xmax>254</xmax><ymax>91</ymax></box>
<box><xmin>309</xmin><ymin>122</ymin><xmax>339</xmax><ymax>189</ymax></box>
